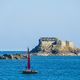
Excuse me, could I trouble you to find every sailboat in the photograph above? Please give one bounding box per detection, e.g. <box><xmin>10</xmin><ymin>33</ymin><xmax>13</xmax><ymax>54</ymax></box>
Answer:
<box><xmin>22</xmin><ymin>48</ymin><xmax>38</xmax><ymax>74</ymax></box>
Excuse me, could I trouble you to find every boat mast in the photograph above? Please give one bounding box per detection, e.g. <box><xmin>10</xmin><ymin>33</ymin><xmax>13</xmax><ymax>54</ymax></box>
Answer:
<box><xmin>27</xmin><ymin>48</ymin><xmax>30</xmax><ymax>70</ymax></box>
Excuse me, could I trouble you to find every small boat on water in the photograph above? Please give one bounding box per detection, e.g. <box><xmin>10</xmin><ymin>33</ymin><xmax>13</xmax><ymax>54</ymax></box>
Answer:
<box><xmin>22</xmin><ymin>48</ymin><xmax>38</xmax><ymax>74</ymax></box>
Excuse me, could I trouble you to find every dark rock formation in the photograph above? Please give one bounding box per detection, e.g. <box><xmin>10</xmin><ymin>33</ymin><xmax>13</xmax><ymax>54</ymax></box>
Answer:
<box><xmin>0</xmin><ymin>54</ymin><xmax>27</xmax><ymax>59</ymax></box>
<box><xmin>0</xmin><ymin>56</ymin><xmax>5</xmax><ymax>59</ymax></box>
<box><xmin>3</xmin><ymin>54</ymin><xmax>13</xmax><ymax>59</ymax></box>
<box><xmin>30</xmin><ymin>45</ymin><xmax>41</xmax><ymax>53</ymax></box>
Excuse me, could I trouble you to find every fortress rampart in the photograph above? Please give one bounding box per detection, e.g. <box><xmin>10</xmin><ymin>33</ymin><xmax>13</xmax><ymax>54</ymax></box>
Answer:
<box><xmin>39</xmin><ymin>37</ymin><xmax>75</xmax><ymax>52</ymax></box>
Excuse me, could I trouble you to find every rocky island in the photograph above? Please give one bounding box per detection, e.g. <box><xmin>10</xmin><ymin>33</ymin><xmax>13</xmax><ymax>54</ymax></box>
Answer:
<box><xmin>0</xmin><ymin>53</ymin><xmax>27</xmax><ymax>59</ymax></box>
<box><xmin>31</xmin><ymin>37</ymin><xmax>80</xmax><ymax>56</ymax></box>
<box><xmin>0</xmin><ymin>37</ymin><xmax>80</xmax><ymax>60</ymax></box>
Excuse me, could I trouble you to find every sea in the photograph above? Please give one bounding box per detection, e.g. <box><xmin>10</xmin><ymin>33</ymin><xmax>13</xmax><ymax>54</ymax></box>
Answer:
<box><xmin>0</xmin><ymin>51</ymin><xmax>80</xmax><ymax>80</ymax></box>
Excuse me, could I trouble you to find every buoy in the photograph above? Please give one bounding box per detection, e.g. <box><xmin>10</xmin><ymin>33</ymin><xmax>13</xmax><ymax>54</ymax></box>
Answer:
<box><xmin>22</xmin><ymin>48</ymin><xmax>38</xmax><ymax>74</ymax></box>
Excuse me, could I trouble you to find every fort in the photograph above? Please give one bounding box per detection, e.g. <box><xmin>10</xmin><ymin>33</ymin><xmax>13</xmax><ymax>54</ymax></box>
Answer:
<box><xmin>39</xmin><ymin>37</ymin><xmax>59</xmax><ymax>52</ymax></box>
<box><xmin>31</xmin><ymin>37</ymin><xmax>80</xmax><ymax>55</ymax></box>
<box><xmin>38</xmin><ymin>37</ymin><xmax>75</xmax><ymax>52</ymax></box>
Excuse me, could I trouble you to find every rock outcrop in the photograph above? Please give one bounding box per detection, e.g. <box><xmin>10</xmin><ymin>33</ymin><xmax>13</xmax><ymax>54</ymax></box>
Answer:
<box><xmin>0</xmin><ymin>54</ymin><xmax>27</xmax><ymax>59</ymax></box>
<box><xmin>31</xmin><ymin>37</ymin><xmax>80</xmax><ymax>56</ymax></box>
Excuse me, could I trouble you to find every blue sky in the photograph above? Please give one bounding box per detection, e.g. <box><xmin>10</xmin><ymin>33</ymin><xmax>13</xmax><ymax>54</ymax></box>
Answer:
<box><xmin>0</xmin><ymin>0</ymin><xmax>80</xmax><ymax>50</ymax></box>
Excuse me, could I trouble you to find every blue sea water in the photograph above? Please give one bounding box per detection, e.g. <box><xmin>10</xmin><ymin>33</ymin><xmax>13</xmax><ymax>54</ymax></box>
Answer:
<box><xmin>0</xmin><ymin>51</ymin><xmax>25</xmax><ymax>55</ymax></box>
<box><xmin>0</xmin><ymin>55</ymin><xmax>80</xmax><ymax>80</ymax></box>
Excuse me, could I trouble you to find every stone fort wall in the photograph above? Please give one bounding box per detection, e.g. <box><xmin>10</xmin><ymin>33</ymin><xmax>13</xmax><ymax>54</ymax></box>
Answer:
<box><xmin>39</xmin><ymin>37</ymin><xmax>74</xmax><ymax>52</ymax></box>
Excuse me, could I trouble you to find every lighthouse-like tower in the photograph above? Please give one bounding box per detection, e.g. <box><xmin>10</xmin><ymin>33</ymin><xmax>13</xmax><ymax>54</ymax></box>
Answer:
<box><xmin>22</xmin><ymin>48</ymin><xmax>38</xmax><ymax>74</ymax></box>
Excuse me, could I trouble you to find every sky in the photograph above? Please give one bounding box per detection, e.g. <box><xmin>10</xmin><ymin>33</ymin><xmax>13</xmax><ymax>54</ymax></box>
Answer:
<box><xmin>0</xmin><ymin>0</ymin><xmax>80</xmax><ymax>50</ymax></box>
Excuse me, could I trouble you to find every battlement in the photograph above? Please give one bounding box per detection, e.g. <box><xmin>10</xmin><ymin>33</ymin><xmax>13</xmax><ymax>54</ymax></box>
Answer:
<box><xmin>39</xmin><ymin>37</ymin><xmax>58</xmax><ymax>41</ymax></box>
